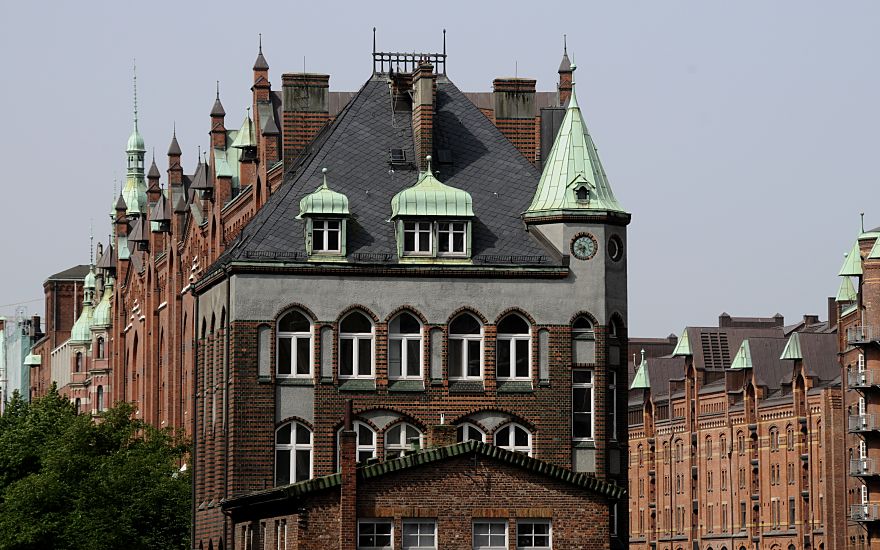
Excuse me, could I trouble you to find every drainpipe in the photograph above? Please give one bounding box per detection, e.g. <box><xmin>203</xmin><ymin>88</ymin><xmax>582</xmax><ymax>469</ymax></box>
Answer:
<box><xmin>191</xmin><ymin>290</ymin><xmax>199</xmax><ymax>550</ymax></box>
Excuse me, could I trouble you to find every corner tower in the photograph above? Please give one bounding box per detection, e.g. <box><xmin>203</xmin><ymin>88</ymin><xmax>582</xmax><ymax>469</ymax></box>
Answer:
<box><xmin>122</xmin><ymin>66</ymin><xmax>148</xmax><ymax>217</ymax></box>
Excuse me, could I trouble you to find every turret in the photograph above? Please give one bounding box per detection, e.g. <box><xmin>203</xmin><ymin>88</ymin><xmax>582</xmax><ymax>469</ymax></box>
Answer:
<box><xmin>211</xmin><ymin>82</ymin><xmax>226</xmax><ymax>150</ymax></box>
<box><xmin>122</xmin><ymin>66</ymin><xmax>148</xmax><ymax>217</ymax></box>
<box><xmin>558</xmin><ymin>36</ymin><xmax>573</xmax><ymax>106</ymax></box>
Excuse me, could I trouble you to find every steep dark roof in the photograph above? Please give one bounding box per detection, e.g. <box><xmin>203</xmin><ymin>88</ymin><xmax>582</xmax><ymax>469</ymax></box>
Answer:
<box><xmin>221</xmin><ymin>440</ymin><xmax>623</xmax><ymax>512</ymax></box>
<box><xmin>687</xmin><ymin>326</ymin><xmax>784</xmax><ymax>370</ymax></box>
<box><xmin>46</xmin><ymin>265</ymin><xmax>91</xmax><ymax>281</ymax></box>
<box><xmin>95</xmin><ymin>243</ymin><xmax>116</xmax><ymax>270</ymax></box>
<box><xmin>115</xmin><ymin>194</ymin><xmax>127</xmax><ymax>211</ymax></box>
<box><xmin>211</xmin><ymin>97</ymin><xmax>226</xmax><ymax>117</ymax></box>
<box><xmin>796</xmin><ymin>332</ymin><xmax>839</xmax><ymax>382</ymax></box>
<box><xmin>217</xmin><ymin>76</ymin><xmax>552</xmax><ymax>268</ymax></box>
<box><xmin>147</xmin><ymin>158</ymin><xmax>161</xmax><ymax>179</ymax></box>
<box><xmin>748</xmin><ymin>337</ymin><xmax>789</xmax><ymax>390</ymax></box>
<box><xmin>168</xmin><ymin>133</ymin><xmax>182</xmax><ymax>156</ymax></box>
<box><xmin>253</xmin><ymin>51</ymin><xmax>269</xmax><ymax>71</ymax></box>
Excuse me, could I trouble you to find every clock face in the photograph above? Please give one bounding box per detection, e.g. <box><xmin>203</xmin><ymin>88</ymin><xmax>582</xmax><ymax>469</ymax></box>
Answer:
<box><xmin>571</xmin><ymin>234</ymin><xmax>597</xmax><ymax>260</ymax></box>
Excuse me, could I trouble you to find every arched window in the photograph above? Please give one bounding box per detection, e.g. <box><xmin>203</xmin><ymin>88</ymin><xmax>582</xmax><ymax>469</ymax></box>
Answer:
<box><xmin>770</xmin><ymin>427</ymin><xmax>779</xmax><ymax>451</ymax></box>
<box><xmin>96</xmin><ymin>385</ymin><xmax>104</xmax><ymax>412</ymax></box>
<box><xmin>384</xmin><ymin>422</ymin><xmax>423</xmax><ymax>458</ymax></box>
<box><xmin>96</xmin><ymin>337</ymin><xmax>105</xmax><ymax>359</ymax></box>
<box><xmin>75</xmin><ymin>352</ymin><xmax>82</xmax><ymax>373</ymax></box>
<box><xmin>705</xmin><ymin>436</ymin><xmax>713</xmax><ymax>459</ymax></box>
<box><xmin>575</xmin><ymin>185</ymin><xmax>589</xmax><ymax>202</ymax></box>
<box><xmin>720</xmin><ymin>435</ymin><xmax>727</xmax><ymax>457</ymax></box>
<box><xmin>737</xmin><ymin>431</ymin><xmax>745</xmax><ymax>455</ymax></box>
<box><xmin>494</xmin><ymin>423</ymin><xmax>532</xmax><ymax>455</ymax></box>
<box><xmin>74</xmin><ymin>398</ymin><xmax>81</xmax><ymax>414</ymax></box>
<box><xmin>338</xmin><ymin>421</ymin><xmax>377</xmax><ymax>465</ymax></box>
<box><xmin>448</xmin><ymin>313</ymin><xmax>482</xmax><ymax>380</ymax></box>
<box><xmin>786</xmin><ymin>426</ymin><xmax>795</xmax><ymax>451</ymax></box>
<box><xmin>388</xmin><ymin>312</ymin><xmax>422</xmax><ymax>380</ymax></box>
<box><xmin>663</xmin><ymin>441</ymin><xmax>670</xmax><ymax>464</ymax></box>
<box><xmin>277</xmin><ymin>310</ymin><xmax>313</xmax><ymax>378</ymax></box>
<box><xmin>496</xmin><ymin>314</ymin><xmax>531</xmax><ymax>380</ymax></box>
<box><xmin>339</xmin><ymin>312</ymin><xmax>374</xmax><ymax>379</ymax></box>
<box><xmin>457</xmin><ymin>422</ymin><xmax>486</xmax><ymax>443</ymax></box>
<box><xmin>637</xmin><ymin>444</ymin><xmax>644</xmax><ymax>466</ymax></box>
<box><xmin>275</xmin><ymin>421</ymin><xmax>312</xmax><ymax>485</ymax></box>
<box><xmin>572</xmin><ymin>316</ymin><xmax>594</xmax><ymax>340</ymax></box>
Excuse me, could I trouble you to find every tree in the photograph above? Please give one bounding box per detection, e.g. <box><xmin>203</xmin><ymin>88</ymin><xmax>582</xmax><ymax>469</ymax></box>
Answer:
<box><xmin>0</xmin><ymin>386</ymin><xmax>191</xmax><ymax>549</ymax></box>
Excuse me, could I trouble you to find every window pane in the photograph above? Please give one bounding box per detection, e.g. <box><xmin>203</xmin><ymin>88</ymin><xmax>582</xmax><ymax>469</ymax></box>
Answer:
<box><xmin>406</xmin><ymin>339</ymin><xmax>421</xmax><ymax>376</ymax></box>
<box><xmin>296</xmin><ymin>337</ymin><xmax>310</xmax><ymax>375</ymax></box>
<box><xmin>467</xmin><ymin>340</ymin><xmax>480</xmax><ymax>377</ymax></box>
<box><xmin>573</xmin><ymin>388</ymin><xmax>592</xmax><ymax>413</ymax></box>
<box><xmin>358</xmin><ymin>338</ymin><xmax>372</xmax><ymax>376</ymax></box>
<box><xmin>574</xmin><ymin>412</ymin><xmax>592</xmax><ymax>439</ymax></box>
<box><xmin>359</xmin><ymin>424</ymin><xmax>374</xmax><ymax>445</ymax></box>
<box><xmin>295</xmin><ymin>450</ymin><xmax>310</xmax><ymax>482</ymax></box>
<box><xmin>326</xmin><ymin>220</ymin><xmax>340</xmax><ymax>230</ymax></box>
<box><xmin>452</xmin><ymin>231</ymin><xmax>464</xmax><ymax>252</ymax></box>
<box><xmin>450</xmin><ymin>314</ymin><xmax>480</xmax><ymax>334</ymax></box>
<box><xmin>341</xmin><ymin>312</ymin><xmax>372</xmax><ymax>333</ymax></box>
<box><xmin>449</xmin><ymin>340</ymin><xmax>463</xmax><ymax>378</ymax></box>
<box><xmin>278</xmin><ymin>337</ymin><xmax>292</xmax><ymax>375</ymax></box>
<box><xmin>340</xmin><ymin>339</ymin><xmax>353</xmax><ymax>376</ymax></box>
<box><xmin>394</xmin><ymin>312</ymin><xmax>421</xmax><ymax>334</ymax></box>
<box><xmin>276</xmin><ymin>449</ymin><xmax>290</xmax><ymax>485</ymax></box>
<box><xmin>497</xmin><ymin>340</ymin><xmax>511</xmax><ymax>378</ymax></box>
<box><xmin>515</xmin><ymin>339</ymin><xmax>529</xmax><ymax>378</ymax></box>
<box><xmin>389</xmin><ymin>339</ymin><xmax>403</xmax><ymax>378</ymax></box>
<box><xmin>276</xmin><ymin>423</ymin><xmax>291</xmax><ymax>444</ymax></box>
<box><xmin>514</xmin><ymin>426</ymin><xmax>529</xmax><ymax>447</ymax></box>
<box><xmin>326</xmin><ymin>229</ymin><xmax>339</xmax><ymax>251</ymax></box>
<box><xmin>279</xmin><ymin>311</ymin><xmax>310</xmax><ymax>332</ymax></box>
<box><xmin>358</xmin><ymin>450</ymin><xmax>373</xmax><ymax>463</ymax></box>
<box><xmin>573</xmin><ymin>370</ymin><xmax>592</xmax><ymax>384</ymax></box>
<box><xmin>495</xmin><ymin>426</ymin><xmax>510</xmax><ymax>446</ymax></box>
<box><xmin>295</xmin><ymin>425</ymin><xmax>311</xmax><ymax>445</ymax></box>
<box><xmin>497</xmin><ymin>315</ymin><xmax>529</xmax><ymax>334</ymax></box>
<box><xmin>417</xmin><ymin>230</ymin><xmax>430</xmax><ymax>252</ymax></box>
<box><xmin>404</xmin><ymin>231</ymin><xmax>415</xmax><ymax>252</ymax></box>
<box><xmin>439</xmin><ymin>230</ymin><xmax>450</xmax><ymax>252</ymax></box>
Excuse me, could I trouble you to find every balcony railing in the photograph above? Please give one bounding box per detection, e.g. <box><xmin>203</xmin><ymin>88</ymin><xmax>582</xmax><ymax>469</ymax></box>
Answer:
<box><xmin>851</xmin><ymin>503</ymin><xmax>880</xmax><ymax>522</ymax></box>
<box><xmin>850</xmin><ymin>370</ymin><xmax>880</xmax><ymax>389</ymax></box>
<box><xmin>850</xmin><ymin>414</ymin><xmax>880</xmax><ymax>433</ymax></box>
<box><xmin>848</xmin><ymin>326</ymin><xmax>876</xmax><ymax>344</ymax></box>
<box><xmin>851</xmin><ymin>458</ymin><xmax>879</xmax><ymax>476</ymax></box>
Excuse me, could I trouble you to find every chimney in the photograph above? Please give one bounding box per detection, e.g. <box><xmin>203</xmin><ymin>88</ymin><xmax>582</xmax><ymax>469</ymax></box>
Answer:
<box><xmin>827</xmin><ymin>297</ymin><xmax>838</xmax><ymax>328</ymax></box>
<box><xmin>30</xmin><ymin>315</ymin><xmax>42</xmax><ymax>339</ymax></box>
<box><xmin>427</xmin><ymin>421</ymin><xmax>458</xmax><ymax>448</ymax></box>
<box><xmin>803</xmin><ymin>314</ymin><xmax>820</xmax><ymax>327</ymax></box>
<box><xmin>411</xmin><ymin>61</ymin><xmax>435</xmax><ymax>171</ymax></box>
<box><xmin>493</xmin><ymin>78</ymin><xmax>537</xmax><ymax>163</ymax></box>
<box><xmin>339</xmin><ymin>400</ymin><xmax>357</xmax><ymax>550</ymax></box>
<box><xmin>281</xmin><ymin>73</ymin><xmax>330</xmax><ymax>168</ymax></box>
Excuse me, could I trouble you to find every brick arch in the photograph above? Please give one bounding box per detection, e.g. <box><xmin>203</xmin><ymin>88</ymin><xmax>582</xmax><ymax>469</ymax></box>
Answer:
<box><xmin>381</xmin><ymin>413</ymin><xmax>429</xmax><ymax>434</ymax></box>
<box><xmin>384</xmin><ymin>305</ymin><xmax>428</xmax><ymax>325</ymax></box>
<box><xmin>569</xmin><ymin>310</ymin><xmax>599</xmax><ymax>327</ymax></box>
<box><xmin>275</xmin><ymin>416</ymin><xmax>314</xmax><ymax>431</ymax></box>
<box><xmin>494</xmin><ymin>307</ymin><xmax>536</xmax><ymax>326</ymax></box>
<box><xmin>609</xmin><ymin>312</ymin><xmax>626</xmax><ymax>333</ymax></box>
<box><xmin>450</xmin><ymin>407</ymin><xmax>537</xmax><ymax>433</ymax></box>
<box><xmin>273</xmin><ymin>302</ymin><xmax>318</xmax><ymax>323</ymax></box>
<box><xmin>336</xmin><ymin>304</ymin><xmax>380</xmax><ymax>324</ymax></box>
<box><xmin>447</xmin><ymin>306</ymin><xmax>488</xmax><ymax>325</ymax></box>
<box><xmin>332</xmin><ymin>414</ymin><xmax>382</xmax><ymax>434</ymax></box>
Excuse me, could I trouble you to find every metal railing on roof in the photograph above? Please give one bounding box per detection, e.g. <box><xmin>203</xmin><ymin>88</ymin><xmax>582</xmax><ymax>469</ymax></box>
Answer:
<box><xmin>849</xmin><ymin>369</ymin><xmax>880</xmax><ymax>389</ymax></box>
<box><xmin>851</xmin><ymin>503</ymin><xmax>880</xmax><ymax>522</ymax></box>
<box><xmin>849</xmin><ymin>414</ymin><xmax>880</xmax><ymax>433</ymax></box>
<box><xmin>851</xmin><ymin>458</ymin><xmax>879</xmax><ymax>477</ymax></box>
<box><xmin>847</xmin><ymin>325</ymin><xmax>876</xmax><ymax>344</ymax></box>
<box><xmin>474</xmin><ymin>255</ymin><xmax>548</xmax><ymax>265</ymax></box>
<box><xmin>373</xmin><ymin>51</ymin><xmax>446</xmax><ymax>75</ymax></box>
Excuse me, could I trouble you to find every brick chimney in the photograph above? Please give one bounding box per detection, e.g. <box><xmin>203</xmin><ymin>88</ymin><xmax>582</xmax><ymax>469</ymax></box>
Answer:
<box><xmin>281</xmin><ymin>73</ymin><xmax>330</xmax><ymax>168</ymax></box>
<box><xmin>427</xmin><ymin>421</ymin><xmax>457</xmax><ymax>448</ymax></box>
<box><xmin>827</xmin><ymin>297</ymin><xmax>838</xmax><ymax>328</ymax></box>
<box><xmin>411</xmin><ymin>61</ymin><xmax>435</xmax><ymax>171</ymax></box>
<box><xmin>493</xmin><ymin>78</ymin><xmax>537</xmax><ymax>163</ymax></box>
<box><xmin>339</xmin><ymin>400</ymin><xmax>357</xmax><ymax>550</ymax></box>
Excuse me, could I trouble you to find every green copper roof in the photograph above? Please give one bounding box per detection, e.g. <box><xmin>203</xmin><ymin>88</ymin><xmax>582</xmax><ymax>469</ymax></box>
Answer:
<box><xmin>630</xmin><ymin>350</ymin><xmax>651</xmax><ymax>390</ymax></box>
<box><xmin>837</xmin><ymin>276</ymin><xmax>858</xmax><ymax>303</ymax></box>
<box><xmin>780</xmin><ymin>332</ymin><xmax>803</xmax><ymax>360</ymax></box>
<box><xmin>24</xmin><ymin>353</ymin><xmax>41</xmax><ymax>366</ymax></box>
<box><xmin>92</xmin><ymin>277</ymin><xmax>114</xmax><ymax>328</ymax></box>
<box><xmin>524</xmin><ymin>64</ymin><xmax>625</xmax><ymax>219</ymax></box>
<box><xmin>230</xmin><ymin>114</ymin><xmax>256</xmax><ymax>149</ymax></box>
<box><xmin>672</xmin><ymin>328</ymin><xmax>692</xmax><ymax>357</ymax></box>
<box><xmin>391</xmin><ymin>157</ymin><xmax>473</xmax><ymax>218</ymax></box>
<box><xmin>839</xmin><ymin>241</ymin><xmax>863</xmax><ymax>276</ymax></box>
<box><xmin>730</xmin><ymin>339</ymin><xmax>753</xmax><ymax>370</ymax></box>
<box><xmin>869</xmin><ymin>238</ymin><xmax>880</xmax><ymax>260</ymax></box>
<box><xmin>298</xmin><ymin>169</ymin><xmax>350</xmax><ymax>218</ymax></box>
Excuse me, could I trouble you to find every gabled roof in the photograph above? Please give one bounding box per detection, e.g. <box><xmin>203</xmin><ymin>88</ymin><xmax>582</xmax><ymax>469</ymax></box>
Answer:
<box><xmin>837</xmin><ymin>276</ymin><xmax>858</xmax><ymax>302</ymax></box>
<box><xmin>150</xmin><ymin>192</ymin><xmax>170</xmax><ymax>223</ymax></box>
<box><xmin>230</xmin><ymin>115</ymin><xmax>256</xmax><ymax>149</ymax></box>
<box><xmin>630</xmin><ymin>352</ymin><xmax>651</xmax><ymax>390</ymax></box>
<box><xmin>671</xmin><ymin>327</ymin><xmax>691</xmax><ymax>356</ymax></box>
<box><xmin>780</xmin><ymin>332</ymin><xmax>802</xmax><ymax>360</ymax></box>
<box><xmin>46</xmin><ymin>264</ymin><xmax>91</xmax><ymax>281</ymax></box>
<box><xmin>729</xmin><ymin>339</ymin><xmax>752</xmax><ymax>370</ymax></box>
<box><xmin>839</xmin><ymin>241</ymin><xmax>863</xmax><ymax>276</ymax></box>
<box><xmin>221</xmin><ymin>440</ymin><xmax>624</xmax><ymax>512</ymax></box>
<box><xmin>212</xmin><ymin>76</ymin><xmax>553</xmax><ymax>268</ymax></box>
<box><xmin>95</xmin><ymin>242</ymin><xmax>115</xmax><ymax>270</ymax></box>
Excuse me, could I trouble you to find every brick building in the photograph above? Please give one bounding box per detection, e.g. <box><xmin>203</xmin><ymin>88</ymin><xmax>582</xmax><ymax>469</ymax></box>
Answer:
<box><xmin>627</xmin><ymin>313</ymin><xmax>845</xmax><ymax>550</ymax></box>
<box><xmin>837</xmin><ymin>223</ymin><xmax>880</xmax><ymax>549</ymax></box>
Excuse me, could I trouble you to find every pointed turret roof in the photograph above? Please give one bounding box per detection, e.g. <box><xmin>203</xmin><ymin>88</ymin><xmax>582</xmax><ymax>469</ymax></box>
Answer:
<box><xmin>148</xmin><ymin>157</ymin><xmax>161</xmax><ymax>178</ymax></box>
<box><xmin>780</xmin><ymin>332</ymin><xmax>803</xmax><ymax>360</ymax></box>
<box><xmin>672</xmin><ymin>328</ymin><xmax>692</xmax><ymax>356</ymax></box>
<box><xmin>837</xmin><ymin>276</ymin><xmax>858</xmax><ymax>303</ymax></box>
<box><xmin>253</xmin><ymin>35</ymin><xmax>269</xmax><ymax>70</ymax></box>
<box><xmin>231</xmin><ymin>114</ymin><xmax>257</xmax><ymax>149</ymax></box>
<box><xmin>150</xmin><ymin>192</ymin><xmax>171</xmax><ymax>223</ymax></box>
<box><xmin>190</xmin><ymin>161</ymin><xmax>213</xmax><ymax>191</ymax></box>
<box><xmin>127</xmin><ymin>217</ymin><xmax>146</xmax><ymax>242</ymax></box>
<box><xmin>839</xmin><ymin>241</ymin><xmax>863</xmax><ymax>276</ymax></box>
<box><xmin>211</xmin><ymin>86</ymin><xmax>226</xmax><ymax>117</ymax></box>
<box><xmin>173</xmin><ymin>194</ymin><xmax>188</xmax><ymax>214</ymax></box>
<box><xmin>630</xmin><ymin>350</ymin><xmax>651</xmax><ymax>390</ymax></box>
<box><xmin>524</xmin><ymin>64</ymin><xmax>625</xmax><ymax>219</ymax></box>
<box><xmin>168</xmin><ymin>129</ymin><xmax>182</xmax><ymax>156</ymax></box>
<box><xmin>558</xmin><ymin>36</ymin><xmax>571</xmax><ymax>72</ymax></box>
<box><xmin>115</xmin><ymin>194</ymin><xmax>127</xmax><ymax>212</ymax></box>
<box><xmin>729</xmin><ymin>339</ymin><xmax>753</xmax><ymax>370</ymax></box>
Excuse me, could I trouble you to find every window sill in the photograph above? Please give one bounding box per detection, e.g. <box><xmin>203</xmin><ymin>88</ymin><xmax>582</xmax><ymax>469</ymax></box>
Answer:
<box><xmin>258</xmin><ymin>375</ymin><xmax>272</xmax><ymax>384</ymax></box>
<box><xmin>276</xmin><ymin>377</ymin><xmax>314</xmax><ymax>387</ymax></box>
<box><xmin>388</xmin><ymin>380</ymin><xmax>425</xmax><ymax>392</ymax></box>
<box><xmin>497</xmin><ymin>381</ymin><xmax>534</xmax><ymax>394</ymax></box>
<box><xmin>338</xmin><ymin>379</ymin><xmax>377</xmax><ymax>392</ymax></box>
<box><xmin>572</xmin><ymin>439</ymin><xmax>596</xmax><ymax>449</ymax></box>
<box><xmin>449</xmin><ymin>380</ymin><xmax>485</xmax><ymax>394</ymax></box>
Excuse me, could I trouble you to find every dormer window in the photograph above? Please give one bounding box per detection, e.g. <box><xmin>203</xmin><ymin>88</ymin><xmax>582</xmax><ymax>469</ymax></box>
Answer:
<box><xmin>297</xmin><ymin>168</ymin><xmax>350</xmax><ymax>259</ymax></box>
<box><xmin>403</xmin><ymin>222</ymin><xmax>432</xmax><ymax>254</ymax></box>
<box><xmin>575</xmin><ymin>186</ymin><xmax>589</xmax><ymax>203</ymax></box>
<box><xmin>312</xmin><ymin>220</ymin><xmax>341</xmax><ymax>253</ymax></box>
<box><xmin>438</xmin><ymin>222</ymin><xmax>467</xmax><ymax>256</ymax></box>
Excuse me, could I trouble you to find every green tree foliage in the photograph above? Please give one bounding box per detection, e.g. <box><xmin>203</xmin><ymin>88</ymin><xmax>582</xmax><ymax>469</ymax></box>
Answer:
<box><xmin>0</xmin><ymin>386</ymin><xmax>191</xmax><ymax>549</ymax></box>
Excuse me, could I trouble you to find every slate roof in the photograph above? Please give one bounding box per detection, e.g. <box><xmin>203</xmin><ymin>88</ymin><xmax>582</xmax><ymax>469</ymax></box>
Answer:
<box><xmin>46</xmin><ymin>265</ymin><xmax>91</xmax><ymax>281</ymax></box>
<box><xmin>215</xmin><ymin>75</ymin><xmax>553</xmax><ymax>268</ymax></box>
<box><xmin>221</xmin><ymin>440</ymin><xmax>623</xmax><ymax>512</ymax></box>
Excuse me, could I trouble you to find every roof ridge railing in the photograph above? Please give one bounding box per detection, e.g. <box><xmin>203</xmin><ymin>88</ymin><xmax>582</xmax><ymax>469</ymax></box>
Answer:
<box><xmin>373</xmin><ymin>51</ymin><xmax>446</xmax><ymax>75</ymax></box>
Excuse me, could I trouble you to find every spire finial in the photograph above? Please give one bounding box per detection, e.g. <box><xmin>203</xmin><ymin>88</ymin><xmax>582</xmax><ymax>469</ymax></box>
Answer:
<box><xmin>640</xmin><ymin>348</ymin><xmax>646</xmax><ymax>363</ymax></box>
<box><xmin>89</xmin><ymin>219</ymin><xmax>94</xmax><ymax>265</ymax></box>
<box><xmin>173</xmin><ymin>121</ymin><xmax>176</xmax><ymax>138</ymax></box>
<box><xmin>132</xmin><ymin>59</ymin><xmax>138</xmax><ymax>130</ymax></box>
<box><xmin>426</xmin><ymin>155</ymin><xmax>432</xmax><ymax>174</ymax></box>
<box><xmin>258</xmin><ymin>33</ymin><xmax>263</xmax><ymax>54</ymax></box>
<box><xmin>321</xmin><ymin>167</ymin><xmax>329</xmax><ymax>188</ymax></box>
<box><xmin>861</xmin><ymin>212</ymin><xmax>866</xmax><ymax>233</ymax></box>
<box><xmin>563</xmin><ymin>34</ymin><xmax>567</xmax><ymax>56</ymax></box>
<box><xmin>216</xmin><ymin>80</ymin><xmax>220</xmax><ymax>100</ymax></box>
<box><xmin>443</xmin><ymin>28</ymin><xmax>446</xmax><ymax>55</ymax></box>
<box><xmin>372</xmin><ymin>27</ymin><xmax>377</xmax><ymax>54</ymax></box>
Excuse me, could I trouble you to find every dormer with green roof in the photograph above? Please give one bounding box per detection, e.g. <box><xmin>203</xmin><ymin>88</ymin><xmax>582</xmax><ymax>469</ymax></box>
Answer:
<box><xmin>730</xmin><ymin>339</ymin><xmax>753</xmax><ymax>370</ymax></box>
<box><xmin>780</xmin><ymin>332</ymin><xmax>803</xmax><ymax>361</ymax></box>
<box><xmin>298</xmin><ymin>168</ymin><xmax>350</xmax><ymax>259</ymax></box>
<box><xmin>70</xmin><ymin>268</ymin><xmax>96</xmax><ymax>345</ymax></box>
<box><xmin>390</xmin><ymin>156</ymin><xmax>474</xmax><ymax>261</ymax></box>
<box><xmin>92</xmin><ymin>276</ymin><xmax>114</xmax><ymax>329</ymax></box>
<box><xmin>837</xmin><ymin>276</ymin><xmax>858</xmax><ymax>303</ymax></box>
<box><xmin>630</xmin><ymin>350</ymin><xmax>651</xmax><ymax>390</ymax></box>
<box><xmin>839</xmin><ymin>241</ymin><xmax>863</xmax><ymax>277</ymax></box>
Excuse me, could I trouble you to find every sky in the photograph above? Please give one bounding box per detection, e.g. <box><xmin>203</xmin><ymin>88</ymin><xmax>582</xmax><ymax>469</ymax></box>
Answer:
<box><xmin>0</xmin><ymin>1</ymin><xmax>878</xmax><ymax>337</ymax></box>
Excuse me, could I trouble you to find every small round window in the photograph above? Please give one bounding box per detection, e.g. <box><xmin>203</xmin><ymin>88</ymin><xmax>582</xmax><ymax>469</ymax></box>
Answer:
<box><xmin>608</xmin><ymin>235</ymin><xmax>624</xmax><ymax>262</ymax></box>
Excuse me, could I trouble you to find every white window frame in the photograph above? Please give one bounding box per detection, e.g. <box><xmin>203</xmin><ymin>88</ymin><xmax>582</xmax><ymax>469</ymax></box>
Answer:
<box><xmin>572</xmin><ymin>369</ymin><xmax>594</xmax><ymax>441</ymax></box>
<box><xmin>496</xmin><ymin>314</ymin><xmax>532</xmax><ymax>381</ymax></box>
<box><xmin>402</xmin><ymin>519</ymin><xmax>437</xmax><ymax>550</ymax></box>
<box><xmin>312</xmin><ymin>218</ymin><xmax>342</xmax><ymax>253</ymax></box>
<box><xmin>472</xmin><ymin>520</ymin><xmax>507</xmax><ymax>550</ymax></box>
<box><xmin>339</xmin><ymin>312</ymin><xmax>375</xmax><ymax>379</ymax></box>
<box><xmin>357</xmin><ymin>519</ymin><xmax>393</xmax><ymax>550</ymax></box>
<box><xmin>274</xmin><ymin>421</ymin><xmax>313</xmax><ymax>486</ymax></box>
<box><xmin>338</xmin><ymin>421</ymin><xmax>378</xmax><ymax>466</ymax></box>
<box><xmin>516</xmin><ymin>519</ymin><xmax>552</xmax><ymax>549</ymax></box>
<box><xmin>277</xmin><ymin>310</ymin><xmax>314</xmax><ymax>378</ymax></box>
<box><xmin>494</xmin><ymin>422</ymin><xmax>532</xmax><ymax>456</ymax></box>
<box><xmin>384</xmin><ymin>422</ymin><xmax>424</xmax><ymax>459</ymax></box>
<box><xmin>457</xmin><ymin>422</ymin><xmax>487</xmax><ymax>443</ymax></box>
<box><xmin>448</xmin><ymin>314</ymin><xmax>484</xmax><ymax>380</ymax></box>
<box><xmin>388</xmin><ymin>312</ymin><xmax>423</xmax><ymax>380</ymax></box>
<box><xmin>437</xmin><ymin>221</ymin><xmax>468</xmax><ymax>257</ymax></box>
<box><xmin>402</xmin><ymin>221</ymin><xmax>433</xmax><ymax>256</ymax></box>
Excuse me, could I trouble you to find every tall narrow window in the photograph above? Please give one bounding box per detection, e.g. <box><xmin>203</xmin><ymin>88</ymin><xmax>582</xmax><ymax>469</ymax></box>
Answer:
<box><xmin>275</xmin><ymin>422</ymin><xmax>312</xmax><ymax>486</ymax></box>
<box><xmin>388</xmin><ymin>312</ymin><xmax>422</xmax><ymax>380</ymax></box>
<box><xmin>494</xmin><ymin>423</ymin><xmax>531</xmax><ymax>455</ymax></box>
<box><xmin>277</xmin><ymin>310</ymin><xmax>313</xmax><ymax>378</ymax></box>
<box><xmin>96</xmin><ymin>337</ymin><xmax>105</xmax><ymax>359</ymax></box>
<box><xmin>457</xmin><ymin>422</ymin><xmax>486</xmax><ymax>443</ymax></box>
<box><xmin>787</xmin><ymin>426</ymin><xmax>795</xmax><ymax>451</ymax></box>
<box><xmin>496</xmin><ymin>314</ymin><xmax>531</xmax><ymax>380</ymax></box>
<box><xmin>448</xmin><ymin>313</ymin><xmax>482</xmax><ymax>379</ymax></box>
<box><xmin>609</xmin><ymin>371</ymin><xmax>618</xmax><ymax>440</ymax></box>
<box><xmin>385</xmin><ymin>423</ymin><xmax>423</xmax><ymax>458</ymax></box>
<box><xmin>437</xmin><ymin>221</ymin><xmax>466</xmax><ymax>256</ymax></box>
<box><xmin>312</xmin><ymin>219</ymin><xmax>341</xmax><ymax>253</ymax></box>
<box><xmin>339</xmin><ymin>312</ymin><xmax>374</xmax><ymax>378</ymax></box>
<box><xmin>403</xmin><ymin>221</ymin><xmax>432</xmax><ymax>254</ymax></box>
<box><xmin>572</xmin><ymin>369</ymin><xmax>594</xmax><ymax>440</ymax></box>
<box><xmin>96</xmin><ymin>385</ymin><xmax>104</xmax><ymax>412</ymax></box>
<box><xmin>75</xmin><ymin>352</ymin><xmax>83</xmax><ymax>373</ymax></box>
<box><xmin>770</xmin><ymin>427</ymin><xmax>779</xmax><ymax>451</ymax></box>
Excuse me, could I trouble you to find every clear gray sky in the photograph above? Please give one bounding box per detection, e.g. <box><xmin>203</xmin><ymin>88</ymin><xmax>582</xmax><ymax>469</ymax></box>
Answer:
<box><xmin>1</xmin><ymin>1</ymin><xmax>878</xmax><ymax>336</ymax></box>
